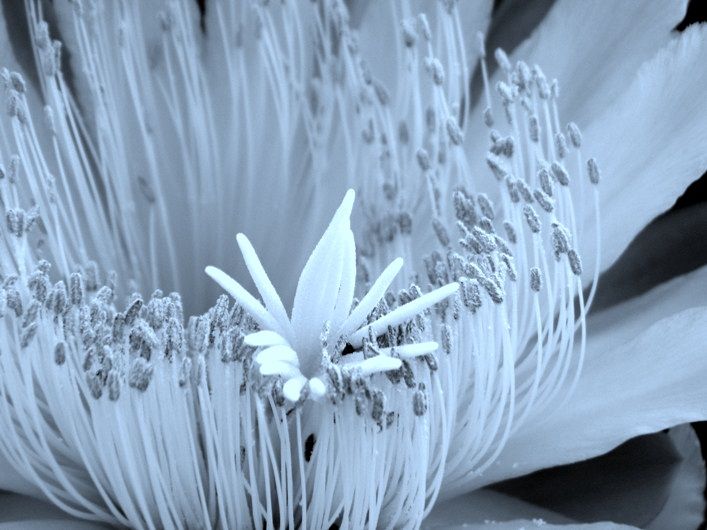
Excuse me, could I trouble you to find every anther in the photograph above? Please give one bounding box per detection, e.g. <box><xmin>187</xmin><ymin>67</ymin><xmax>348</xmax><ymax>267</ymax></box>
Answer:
<box><xmin>503</xmin><ymin>221</ymin><xmax>517</xmax><ymax>244</ymax></box>
<box><xmin>426</xmin><ymin>58</ymin><xmax>445</xmax><ymax>86</ymax></box>
<box><xmin>178</xmin><ymin>356</ymin><xmax>192</xmax><ymax>388</ymax></box>
<box><xmin>550</xmin><ymin>162</ymin><xmax>570</xmax><ymax>186</ymax></box>
<box><xmin>533</xmin><ymin>189</ymin><xmax>554</xmax><ymax>213</ymax></box>
<box><xmin>416</xmin><ymin>13</ymin><xmax>431</xmax><ymax>41</ymax></box>
<box><xmin>69</xmin><ymin>273</ymin><xmax>84</xmax><ymax>306</ymax></box>
<box><xmin>528</xmin><ymin>114</ymin><xmax>540</xmax><ymax>142</ymax></box>
<box><xmin>567</xmin><ymin>249</ymin><xmax>583</xmax><ymax>276</ymax></box>
<box><xmin>477</xmin><ymin>193</ymin><xmax>495</xmax><ymax>220</ymax></box>
<box><xmin>413</xmin><ymin>384</ymin><xmax>428</xmax><ymax>416</ymax></box>
<box><xmin>486</xmin><ymin>153</ymin><xmax>508</xmax><ymax>180</ymax></box>
<box><xmin>416</xmin><ymin>148</ymin><xmax>431</xmax><ymax>171</ymax></box>
<box><xmin>432</xmin><ymin>218</ymin><xmax>450</xmax><ymax>247</ymax></box>
<box><xmin>441</xmin><ymin>324</ymin><xmax>452</xmax><ymax>354</ymax></box>
<box><xmin>551</xmin><ymin>222</ymin><xmax>571</xmax><ymax>259</ymax></box>
<box><xmin>54</xmin><ymin>341</ymin><xmax>67</xmax><ymax>365</ymax></box>
<box><xmin>530</xmin><ymin>267</ymin><xmax>543</xmax><ymax>292</ymax></box>
<box><xmin>538</xmin><ymin>167</ymin><xmax>554</xmax><ymax>196</ymax></box>
<box><xmin>587</xmin><ymin>158</ymin><xmax>601</xmax><ymax>185</ymax></box>
<box><xmin>483</xmin><ymin>107</ymin><xmax>493</xmax><ymax>127</ymax></box>
<box><xmin>128</xmin><ymin>356</ymin><xmax>154</xmax><ymax>392</ymax></box>
<box><xmin>567</xmin><ymin>122</ymin><xmax>582</xmax><ymax>148</ymax></box>
<box><xmin>523</xmin><ymin>205</ymin><xmax>541</xmax><ymax>233</ymax></box>
<box><xmin>107</xmin><ymin>371</ymin><xmax>121</xmax><ymax>401</ymax></box>
<box><xmin>555</xmin><ymin>132</ymin><xmax>568</xmax><ymax>159</ymax></box>
<box><xmin>446</xmin><ymin>117</ymin><xmax>463</xmax><ymax>145</ymax></box>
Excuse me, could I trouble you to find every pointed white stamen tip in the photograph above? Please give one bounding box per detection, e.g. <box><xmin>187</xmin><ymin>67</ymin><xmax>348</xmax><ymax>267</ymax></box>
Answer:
<box><xmin>245</xmin><ymin>330</ymin><xmax>287</xmax><ymax>347</ymax></box>
<box><xmin>309</xmin><ymin>377</ymin><xmax>327</xmax><ymax>398</ymax></box>
<box><xmin>394</xmin><ymin>342</ymin><xmax>439</xmax><ymax>359</ymax></box>
<box><xmin>353</xmin><ymin>356</ymin><xmax>402</xmax><ymax>376</ymax></box>
<box><xmin>283</xmin><ymin>376</ymin><xmax>307</xmax><ymax>402</ymax></box>
<box><xmin>341</xmin><ymin>188</ymin><xmax>355</xmax><ymax>217</ymax></box>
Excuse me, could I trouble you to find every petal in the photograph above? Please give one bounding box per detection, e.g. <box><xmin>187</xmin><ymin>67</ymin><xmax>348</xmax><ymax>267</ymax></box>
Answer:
<box><xmin>580</xmin><ymin>25</ymin><xmax>707</xmax><ymax>281</ymax></box>
<box><xmin>492</xmin><ymin>431</ymin><xmax>682</xmax><ymax>527</ymax></box>
<box><xmin>594</xmin><ymin>202</ymin><xmax>707</xmax><ymax>310</ymax></box>
<box><xmin>0</xmin><ymin>451</ymin><xmax>40</xmax><ymax>499</ymax></box>
<box><xmin>505</xmin><ymin>0</ymin><xmax>688</xmax><ymax>129</ymax></box>
<box><xmin>457</xmin><ymin>299</ymin><xmax>707</xmax><ymax>493</ymax></box>
<box><xmin>0</xmin><ymin>493</ymin><xmax>108</xmax><ymax>528</ymax></box>
<box><xmin>338</xmin><ymin>257</ymin><xmax>404</xmax><ymax>340</ymax></box>
<box><xmin>424</xmin><ymin>488</ymin><xmax>636</xmax><ymax>529</ymax></box>
<box><xmin>291</xmin><ymin>191</ymin><xmax>355</xmax><ymax>352</ymax></box>
<box><xmin>282</xmin><ymin>375</ymin><xmax>308</xmax><ymax>402</ymax></box>
<box><xmin>646</xmin><ymin>425</ymin><xmax>705</xmax><ymax>530</ymax></box>
<box><xmin>236</xmin><ymin>234</ymin><xmax>293</xmax><ymax>340</ymax></box>
<box><xmin>348</xmin><ymin>282</ymin><xmax>458</xmax><ymax>347</ymax></box>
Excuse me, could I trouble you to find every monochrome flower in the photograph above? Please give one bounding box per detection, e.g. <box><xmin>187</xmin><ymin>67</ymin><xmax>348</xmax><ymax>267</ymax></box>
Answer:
<box><xmin>0</xmin><ymin>1</ymin><xmax>706</xmax><ymax>528</ymax></box>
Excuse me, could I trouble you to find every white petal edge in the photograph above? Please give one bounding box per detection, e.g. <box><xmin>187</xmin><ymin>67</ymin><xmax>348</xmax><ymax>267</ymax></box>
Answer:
<box><xmin>423</xmin><ymin>488</ymin><xmax>636</xmax><ymax>529</ymax></box>
<box><xmin>580</xmin><ymin>24</ymin><xmax>707</xmax><ymax>282</ymax></box>
<box><xmin>450</xmin><ymin>293</ymin><xmax>707</xmax><ymax>495</ymax></box>
<box><xmin>646</xmin><ymin>425</ymin><xmax>706</xmax><ymax>530</ymax></box>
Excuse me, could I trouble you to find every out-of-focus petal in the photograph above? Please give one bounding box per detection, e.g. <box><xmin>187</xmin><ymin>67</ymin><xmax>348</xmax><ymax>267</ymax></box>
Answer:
<box><xmin>424</xmin><ymin>488</ymin><xmax>635</xmax><ymax>529</ymax></box>
<box><xmin>457</xmin><ymin>265</ymin><xmax>707</xmax><ymax>491</ymax></box>
<box><xmin>492</xmin><ymin>431</ymin><xmax>682</xmax><ymax>527</ymax></box>
<box><xmin>0</xmin><ymin>492</ymin><xmax>108</xmax><ymax>528</ymax></box>
<box><xmin>593</xmin><ymin>202</ymin><xmax>707</xmax><ymax>311</ymax></box>
<box><xmin>0</xmin><ymin>451</ymin><xmax>40</xmax><ymax>499</ymax></box>
<box><xmin>579</xmin><ymin>24</ymin><xmax>707</xmax><ymax>280</ymax></box>
<box><xmin>646</xmin><ymin>425</ymin><xmax>706</xmax><ymax>530</ymax></box>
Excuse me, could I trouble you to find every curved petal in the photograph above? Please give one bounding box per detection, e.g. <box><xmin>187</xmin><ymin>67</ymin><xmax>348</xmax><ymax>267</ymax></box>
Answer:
<box><xmin>594</xmin><ymin>202</ymin><xmax>707</xmax><ymax>311</ymax></box>
<box><xmin>453</xmin><ymin>264</ymin><xmax>707</xmax><ymax>493</ymax></box>
<box><xmin>506</xmin><ymin>0</ymin><xmax>688</xmax><ymax>129</ymax></box>
<box><xmin>0</xmin><ymin>493</ymin><xmax>108</xmax><ymax>528</ymax></box>
<box><xmin>580</xmin><ymin>24</ymin><xmax>707</xmax><ymax>280</ymax></box>
<box><xmin>423</xmin><ymin>488</ymin><xmax>636</xmax><ymax>529</ymax></box>
<box><xmin>492</xmin><ymin>431</ymin><xmax>683</xmax><ymax>527</ymax></box>
<box><xmin>646</xmin><ymin>425</ymin><xmax>706</xmax><ymax>530</ymax></box>
<box><xmin>0</xmin><ymin>451</ymin><xmax>41</xmax><ymax>499</ymax></box>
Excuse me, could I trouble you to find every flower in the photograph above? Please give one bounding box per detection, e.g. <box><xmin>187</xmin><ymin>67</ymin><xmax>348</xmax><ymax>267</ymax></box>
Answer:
<box><xmin>0</xmin><ymin>1</ymin><xmax>706</xmax><ymax>529</ymax></box>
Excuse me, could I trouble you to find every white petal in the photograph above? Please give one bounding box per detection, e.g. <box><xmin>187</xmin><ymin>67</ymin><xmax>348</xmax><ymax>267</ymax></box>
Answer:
<box><xmin>259</xmin><ymin>360</ymin><xmax>300</xmax><ymax>379</ymax></box>
<box><xmin>647</xmin><ymin>425</ymin><xmax>706</xmax><ymax>530</ymax></box>
<box><xmin>338</xmin><ymin>257</ymin><xmax>404</xmax><ymax>340</ymax></box>
<box><xmin>580</xmin><ymin>25</ymin><xmax>707</xmax><ymax>281</ymax></box>
<box><xmin>236</xmin><ymin>234</ymin><xmax>293</xmax><ymax>339</ymax></box>
<box><xmin>506</xmin><ymin>0</ymin><xmax>687</xmax><ymax>129</ymax></box>
<box><xmin>291</xmin><ymin>190</ymin><xmax>355</xmax><ymax>352</ymax></box>
<box><xmin>453</xmin><ymin>301</ymin><xmax>707</xmax><ymax>495</ymax></box>
<box><xmin>424</xmin><ymin>488</ymin><xmax>576</xmax><ymax>528</ymax></box>
<box><xmin>0</xmin><ymin>493</ymin><xmax>108</xmax><ymax>528</ymax></box>
<box><xmin>255</xmin><ymin>345</ymin><xmax>299</xmax><ymax>366</ymax></box>
<box><xmin>204</xmin><ymin>266</ymin><xmax>282</xmax><ymax>334</ymax></box>
<box><xmin>308</xmin><ymin>377</ymin><xmax>327</xmax><ymax>399</ymax></box>
<box><xmin>283</xmin><ymin>376</ymin><xmax>308</xmax><ymax>402</ymax></box>
<box><xmin>344</xmin><ymin>355</ymin><xmax>402</xmax><ymax>376</ymax></box>
<box><xmin>349</xmin><ymin>283</ymin><xmax>459</xmax><ymax>347</ymax></box>
<box><xmin>244</xmin><ymin>330</ymin><xmax>288</xmax><ymax>348</ymax></box>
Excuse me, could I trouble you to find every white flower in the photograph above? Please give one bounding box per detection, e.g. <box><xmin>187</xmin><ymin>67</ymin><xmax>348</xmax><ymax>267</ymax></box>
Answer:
<box><xmin>0</xmin><ymin>1</ymin><xmax>706</xmax><ymax>529</ymax></box>
<box><xmin>205</xmin><ymin>189</ymin><xmax>458</xmax><ymax>402</ymax></box>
